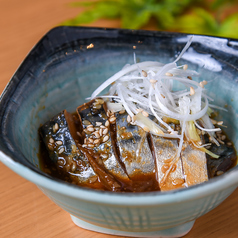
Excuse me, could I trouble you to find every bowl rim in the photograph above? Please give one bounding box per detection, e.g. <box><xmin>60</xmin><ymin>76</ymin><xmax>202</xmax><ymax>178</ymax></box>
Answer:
<box><xmin>0</xmin><ymin>26</ymin><xmax>238</xmax><ymax>204</ymax></box>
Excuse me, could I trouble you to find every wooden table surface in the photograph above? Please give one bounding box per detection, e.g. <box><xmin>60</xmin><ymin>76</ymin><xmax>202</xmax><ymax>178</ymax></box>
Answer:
<box><xmin>0</xmin><ymin>0</ymin><xmax>238</xmax><ymax>237</ymax></box>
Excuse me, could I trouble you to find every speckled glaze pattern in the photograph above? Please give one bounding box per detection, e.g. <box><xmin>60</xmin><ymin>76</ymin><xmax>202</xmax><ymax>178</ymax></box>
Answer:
<box><xmin>0</xmin><ymin>27</ymin><xmax>238</xmax><ymax>237</ymax></box>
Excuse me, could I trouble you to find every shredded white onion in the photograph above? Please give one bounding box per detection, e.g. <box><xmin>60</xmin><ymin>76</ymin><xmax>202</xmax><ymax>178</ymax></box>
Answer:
<box><xmin>89</xmin><ymin>36</ymin><xmax>223</xmax><ymax>158</ymax></box>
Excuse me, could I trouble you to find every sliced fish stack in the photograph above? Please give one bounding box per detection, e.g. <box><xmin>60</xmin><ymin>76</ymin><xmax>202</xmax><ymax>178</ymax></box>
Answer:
<box><xmin>39</xmin><ymin>99</ymin><xmax>236</xmax><ymax>192</ymax></box>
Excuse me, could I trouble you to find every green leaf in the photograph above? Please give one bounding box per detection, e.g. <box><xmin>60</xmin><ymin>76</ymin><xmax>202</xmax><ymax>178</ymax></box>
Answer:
<box><xmin>174</xmin><ymin>14</ymin><xmax>206</xmax><ymax>34</ymax></box>
<box><xmin>93</xmin><ymin>2</ymin><xmax>122</xmax><ymax>18</ymax></box>
<box><xmin>61</xmin><ymin>0</ymin><xmax>238</xmax><ymax>39</ymax></box>
<box><xmin>219</xmin><ymin>13</ymin><xmax>238</xmax><ymax>38</ymax></box>
<box><xmin>194</xmin><ymin>8</ymin><xmax>219</xmax><ymax>32</ymax></box>
<box><xmin>121</xmin><ymin>10</ymin><xmax>151</xmax><ymax>29</ymax></box>
<box><xmin>61</xmin><ymin>2</ymin><xmax>122</xmax><ymax>25</ymax></box>
<box><xmin>154</xmin><ymin>9</ymin><xmax>175</xmax><ymax>29</ymax></box>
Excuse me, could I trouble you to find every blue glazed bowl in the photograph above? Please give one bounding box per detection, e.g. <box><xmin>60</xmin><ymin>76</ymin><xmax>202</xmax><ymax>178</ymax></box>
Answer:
<box><xmin>1</xmin><ymin>26</ymin><xmax>238</xmax><ymax>237</ymax></box>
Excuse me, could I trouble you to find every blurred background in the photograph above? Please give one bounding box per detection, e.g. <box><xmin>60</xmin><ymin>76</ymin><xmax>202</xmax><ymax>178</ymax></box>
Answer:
<box><xmin>61</xmin><ymin>0</ymin><xmax>238</xmax><ymax>38</ymax></box>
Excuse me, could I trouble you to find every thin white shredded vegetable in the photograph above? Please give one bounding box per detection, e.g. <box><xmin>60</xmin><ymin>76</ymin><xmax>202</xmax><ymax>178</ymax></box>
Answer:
<box><xmin>89</xmin><ymin>36</ymin><xmax>224</xmax><ymax>158</ymax></box>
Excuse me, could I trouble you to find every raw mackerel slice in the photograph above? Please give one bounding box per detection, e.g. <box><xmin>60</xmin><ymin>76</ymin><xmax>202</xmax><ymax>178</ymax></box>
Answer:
<box><xmin>151</xmin><ymin>135</ymin><xmax>186</xmax><ymax>191</ymax></box>
<box><xmin>181</xmin><ymin>142</ymin><xmax>208</xmax><ymax>186</ymax></box>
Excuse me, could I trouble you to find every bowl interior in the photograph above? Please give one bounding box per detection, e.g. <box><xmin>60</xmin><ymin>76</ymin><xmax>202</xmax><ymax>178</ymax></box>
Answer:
<box><xmin>1</xmin><ymin>27</ymin><xmax>238</xmax><ymax>178</ymax></box>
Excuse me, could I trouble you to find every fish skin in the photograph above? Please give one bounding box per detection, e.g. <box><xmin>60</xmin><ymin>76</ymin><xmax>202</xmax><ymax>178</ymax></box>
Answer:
<box><xmin>115</xmin><ymin>112</ymin><xmax>155</xmax><ymax>177</ymax></box>
<box><xmin>39</xmin><ymin>110</ymin><xmax>97</xmax><ymax>183</ymax></box>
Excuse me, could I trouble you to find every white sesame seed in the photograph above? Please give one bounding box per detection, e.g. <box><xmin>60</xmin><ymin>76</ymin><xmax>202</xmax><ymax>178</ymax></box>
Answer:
<box><xmin>87</xmin><ymin>124</ymin><xmax>93</xmax><ymax>128</ymax></box>
<box><xmin>54</xmin><ymin>123</ymin><xmax>59</xmax><ymax>130</ymax></box>
<box><xmin>82</xmin><ymin>120</ymin><xmax>91</xmax><ymax>125</ymax></box>
<box><xmin>94</xmin><ymin>131</ymin><xmax>100</xmax><ymax>138</ymax></box>
<box><xmin>56</xmin><ymin>140</ymin><xmax>63</xmax><ymax>145</ymax></box>
<box><xmin>77</xmin><ymin>131</ymin><xmax>81</xmax><ymax>137</ymax></box>
<box><xmin>202</xmin><ymin>80</ymin><xmax>208</xmax><ymax>85</ymax></box>
<box><xmin>100</xmin><ymin>153</ymin><xmax>108</xmax><ymax>159</ymax></box>
<box><xmin>93</xmin><ymin>104</ymin><xmax>102</xmax><ymax>109</ymax></box>
<box><xmin>53</xmin><ymin>123</ymin><xmax>59</xmax><ymax>133</ymax></box>
<box><xmin>143</xmin><ymin>126</ymin><xmax>150</xmax><ymax>132</ymax></box>
<box><xmin>94</xmin><ymin>139</ymin><xmax>100</xmax><ymax>144</ymax></box>
<box><xmin>216</xmin><ymin>171</ymin><xmax>224</xmax><ymax>176</ymax></box>
<box><xmin>119</xmin><ymin>109</ymin><xmax>126</xmax><ymax>114</ymax></box>
<box><xmin>103</xmin><ymin>128</ymin><xmax>109</xmax><ymax>135</ymax></box>
<box><xmin>150</xmin><ymin>79</ymin><xmax>157</xmax><ymax>84</ymax></box>
<box><xmin>84</xmin><ymin>138</ymin><xmax>87</xmax><ymax>144</ymax></box>
<box><xmin>49</xmin><ymin>138</ymin><xmax>54</xmax><ymax>144</ymax></box>
<box><xmin>103</xmin><ymin>135</ymin><xmax>109</xmax><ymax>143</ymax></box>
<box><xmin>217</xmin><ymin>121</ymin><xmax>223</xmax><ymax>125</ymax></box>
<box><xmin>183</xmin><ymin>64</ymin><xmax>188</xmax><ymax>70</ymax></box>
<box><xmin>87</xmin><ymin>143</ymin><xmax>94</xmax><ymax>148</ymax></box>
<box><xmin>88</xmin><ymin>138</ymin><xmax>94</xmax><ymax>143</ymax></box>
<box><xmin>165</xmin><ymin>72</ymin><xmax>173</xmax><ymax>77</ymax></box>
<box><xmin>142</xmin><ymin>110</ymin><xmax>149</xmax><ymax>117</ymax></box>
<box><xmin>71</xmin><ymin>163</ymin><xmax>76</xmax><ymax>172</ymax></box>
<box><xmin>127</xmin><ymin>115</ymin><xmax>131</xmax><ymax>123</ymax></box>
<box><xmin>109</xmin><ymin>116</ymin><xmax>116</xmax><ymax>123</ymax></box>
<box><xmin>199</xmin><ymin>82</ymin><xmax>204</xmax><ymax>88</ymax></box>
<box><xmin>96</xmin><ymin>121</ymin><xmax>102</xmax><ymax>126</ymax></box>
<box><xmin>100</xmin><ymin>125</ymin><xmax>106</xmax><ymax>129</ymax></box>
<box><xmin>190</xmin><ymin>86</ymin><xmax>195</xmax><ymax>96</ymax></box>
<box><xmin>221</xmin><ymin>135</ymin><xmax>226</xmax><ymax>140</ymax></box>
<box><xmin>99</xmin><ymin>128</ymin><xmax>103</xmax><ymax>136</ymax></box>
<box><xmin>142</xmin><ymin>70</ymin><xmax>147</xmax><ymax>77</ymax></box>
<box><xmin>105</xmin><ymin>120</ymin><xmax>110</xmax><ymax>127</ymax></box>
<box><xmin>58</xmin><ymin>147</ymin><xmax>65</xmax><ymax>154</ymax></box>
<box><xmin>95</xmin><ymin>98</ymin><xmax>104</xmax><ymax>104</ymax></box>
<box><xmin>87</xmin><ymin>127</ymin><xmax>95</xmax><ymax>132</ymax></box>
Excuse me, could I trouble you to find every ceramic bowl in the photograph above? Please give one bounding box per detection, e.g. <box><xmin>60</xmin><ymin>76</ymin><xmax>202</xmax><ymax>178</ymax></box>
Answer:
<box><xmin>1</xmin><ymin>26</ymin><xmax>238</xmax><ymax>238</ymax></box>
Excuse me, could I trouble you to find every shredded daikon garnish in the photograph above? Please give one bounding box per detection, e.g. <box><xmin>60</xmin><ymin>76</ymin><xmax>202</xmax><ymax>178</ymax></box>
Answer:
<box><xmin>90</xmin><ymin>37</ymin><xmax>222</xmax><ymax>158</ymax></box>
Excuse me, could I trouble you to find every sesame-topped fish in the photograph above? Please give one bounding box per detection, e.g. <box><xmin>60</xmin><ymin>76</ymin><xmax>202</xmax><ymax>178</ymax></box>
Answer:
<box><xmin>39</xmin><ymin>110</ymin><xmax>101</xmax><ymax>188</ymax></box>
<box><xmin>76</xmin><ymin>98</ymin><xmax>131</xmax><ymax>187</ymax></box>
